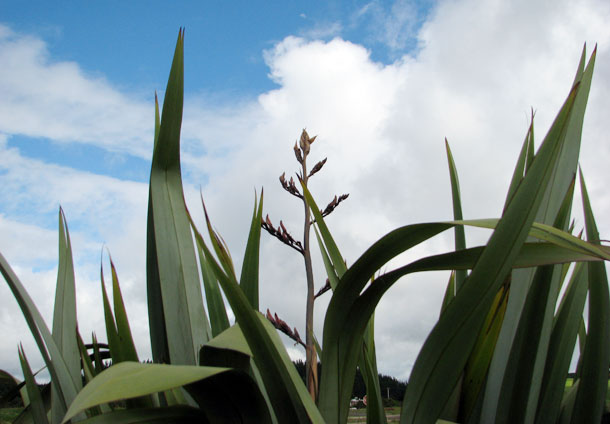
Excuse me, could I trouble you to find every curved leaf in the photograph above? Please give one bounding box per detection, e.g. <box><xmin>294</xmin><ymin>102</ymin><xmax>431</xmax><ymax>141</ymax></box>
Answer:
<box><xmin>62</xmin><ymin>362</ymin><xmax>230</xmax><ymax>423</ymax></box>
<box><xmin>0</xmin><ymin>252</ymin><xmax>78</xmax><ymax>414</ymax></box>
<box><xmin>147</xmin><ymin>29</ymin><xmax>211</xmax><ymax>365</ymax></box>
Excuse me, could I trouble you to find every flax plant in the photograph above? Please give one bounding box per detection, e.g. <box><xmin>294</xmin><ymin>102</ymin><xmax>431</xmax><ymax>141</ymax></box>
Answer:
<box><xmin>0</xmin><ymin>31</ymin><xmax>608</xmax><ymax>424</ymax></box>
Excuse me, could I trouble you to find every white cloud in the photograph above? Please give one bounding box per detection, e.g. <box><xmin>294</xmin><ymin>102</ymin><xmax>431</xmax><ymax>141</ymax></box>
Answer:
<box><xmin>0</xmin><ymin>25</ymin><xmax>153</xmax><ymax>158</ymax></box>
<box><xmin>0</xmin><ymin>141</ymin><xmax>150</xmax><ymax>378</ymax></box>
<box><xmin>1</xmin><ymin>0</ymin><xmax>610</xmax><ymax>385</ymax></box>
<box><xmin>353</xmin><ymin>0</ymin><xmax>421</xmax><ymax>52</ymax></box>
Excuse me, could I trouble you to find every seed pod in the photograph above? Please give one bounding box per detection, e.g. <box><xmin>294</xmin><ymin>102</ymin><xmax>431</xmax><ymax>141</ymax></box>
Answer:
<box><xmin>294</xmin><ymin>141</ymin><xmax>303</xmax><ymax>163</ymax></box>
<box><xmin>299</xmin><ymin>129</ymin><xmax>311</xmax><ymax>156</ymax></box>
<box><xmin>309</xmin><ymin>158</ymin><xmax>327</xmax><ymax>178</ymax></box>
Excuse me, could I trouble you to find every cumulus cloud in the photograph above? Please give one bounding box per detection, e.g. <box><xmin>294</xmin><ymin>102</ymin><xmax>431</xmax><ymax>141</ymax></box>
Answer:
<box><xmin>2</xmin><ymin>0</ymin><xmax>610</xmax><ymax>383</ymax></box>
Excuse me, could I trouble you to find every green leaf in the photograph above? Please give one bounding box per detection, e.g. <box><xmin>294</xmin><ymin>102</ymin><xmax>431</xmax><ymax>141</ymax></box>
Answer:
<box><xmin>535</xmin><ymin>263</ymin><xmax>588</xmax><ymax>424</ymax></box>
<box><xmin>52</xmin><ymin>208</ymin><xmax>82</xmax><ymax>422</ymax></box>
<box><xmin>200</xmin><ymin>194</ymin><xmax>237</xmax><ymax>281</ymax></box>
<box><xmin>100</xmin><ymin>262</ymin><xmax>122</xmax><ymax>363</ymax></box>
<box><xmin>199</xmin><ymin>324</ymin><xmax>252</xmax><ymax>371</ymax></box>
<box><xmin>504</xmin><ymin>112</ymin><xmax>535</xmax><ymax>211</ymax></box>
<box><xmin>301</xmin><ymin>183</ymin><xmax>347</xmax><ymax>277</ymax></box>
<box><xmin>77</xmin><ymin>333</ymin><xmax>96</xmax><ymax>384</ymax></box>
<box><xmin>402</xmin><ymin>75</ymin><xmax>582</xmax><ymax>423</ymax></box>
<box><xmin>304</xmin><ymin>186</ymin><xmax>387</xmax><ymax>423</ymax></box>
<box><xmin>460</xmin><ymin>283</ymin><xmax>509</xmax><ymax>422</ymax></box>
<box><xmin>440</xmin><ymin>272</ymin><xmax>456</xmax><ymax>316</ymax></box>
<box><xmin>91</xmin><ymin>333</ymin><xmax>104</xmax><ymax>375</ymax></box>
<box><xmin>445</xmin><ymin>139</ymin><xmax>466</xmax><ymax>291</ymax></box>
<box><xmin>314</xmin><ymin>225</ymin><xmax>339</xmax><ymax>289</ymax></box>
<box><xmin>197</xmin><ymin>243</ymin><xmax>230</xmax><ymax>338</ymax></box>
<box><xmin>147</xmin><ymin>29</ymin><xmax>211</xmax><ymax>365</ymax></box>
<box><xmin>184</xmin><ymin>368</ymin><xmax>273</xmax><ymax>423</ymax></box>
<box><xmin>18</xmin><ymin>347</ymin><xmax>49</xmax><ymax>424</ymax></box>
<box><xmin>62</xmin><ymin>362</ymin><xmax>230</xmax><ymax>423</ymax></box>
<box><xmin>198</xmin><ymin>326</ymin><xmax>277</xmax><ymax>423</ymax></box>
<box><xmin>494</xmin><ymin>175</ymin><xmax>580</xmax><ymax>424</ymax></box>
<box><xmin>570</xmin><ymin>170</ymin><xmax>610</xmax><ymax>423</ymax></box>
<box><xmin>52</xmin><ymin>208</ymin><xmax>81</xmax><ymax>386</ymax></box>
<box><xmin>453</xmin><ymin>219</ymin><xmax>610</xmax><ymax>261</ymax></box>
<box><xmin>77</xmin><ymin>334</ymin><xmax>113</xmax><ymax>417</ymax></box>
<box><xmin>240</xmin><ymin>191</ymin><xmax>264</xmax><ymax>309</ymax></box>
<box><xmin>192</xmin><ymin>224</ymin><xmax>323</xmax><ymax>423</ymax></box>
<box><xmin>481</xmin><ymin>46</ymin><xmax>595</xmax><ymax>423</ymax></box>
<box><xmin>495</xmin><ymin>265</ymin><xmax>557</xmax><ymax>423</ymax></box>
<box><xmin>0</xmin><ymin>251</ymin><xmax>78</xmax><ymax>416</ymax></box>
<box><xmin>109</xmin><ymin>257</ymin><xmax>139</xmax><ymax>362</ymax></box>
<box><xmin>147</xmin><ymin>80</ymin><xmax>169</xmax><ymax>367</ymax></box>
<box><xmin>361</xmin><ymin>314</ymin><xmax>387</xmax><ymax>424</ymax></box>
<box><xmin>318</xmin><ymin>220</ymin><xmax>453</xmax><ymax>423</ymax></box>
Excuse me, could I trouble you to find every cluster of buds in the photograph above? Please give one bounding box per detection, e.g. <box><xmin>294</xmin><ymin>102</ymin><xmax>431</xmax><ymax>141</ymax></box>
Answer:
<box><xmin>279</xmin><ymin>172</ymin><xmax>303</xmax><ymax>199</ymax></box>
<box><xmin>308</xmin><ymin>158</ymin><xmax>327</xmax><ymax>179</ymax></box>
<box><xmin>314</xmin><ymin>278</ymin><xmax>331</xmax><ymax>299</ymax></box>
<box><xmin>321</xmin><ymin>194</ymin><xmax>349</xmax><ymax>218</ymax></box>
<box><xmin>266</xmin><ymin>309</ymin><xmax>305</xmax><ymax>348</ymax></box>
<box><xmin>294</xmin><ymin>129</ymin><xmax>317</xmax><ymax>164</ymax></box>
<box><xmin>261</xmin><ymin>214</ymin><xmax>304</xmax><ymax>254</ymax></box>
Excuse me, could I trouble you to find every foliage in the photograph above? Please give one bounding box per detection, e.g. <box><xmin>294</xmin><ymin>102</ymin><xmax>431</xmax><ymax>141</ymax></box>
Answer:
<box><xmin>291</xmin><ymin>360</ymin><xmax>407</xmax><ymax>402</ymax></box>
<box><xmin>0</xmin><ymin>30</ymin><xmax>608</xmax><ymax>424</ymax></box>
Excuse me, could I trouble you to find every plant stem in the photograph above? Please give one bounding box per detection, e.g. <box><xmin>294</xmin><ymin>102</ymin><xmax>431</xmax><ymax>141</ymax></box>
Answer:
<box><xmin>301</xmin><ymin>155</ymin><xmax>319</xmax><ymax>401</ymax></box>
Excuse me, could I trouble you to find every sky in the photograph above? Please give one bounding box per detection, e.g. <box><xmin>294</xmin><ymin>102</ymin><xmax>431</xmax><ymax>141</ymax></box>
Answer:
<box><xmin>1</xmin><ymin>0</ymin><xmax>610</xmax><ymax>384</ymax></box>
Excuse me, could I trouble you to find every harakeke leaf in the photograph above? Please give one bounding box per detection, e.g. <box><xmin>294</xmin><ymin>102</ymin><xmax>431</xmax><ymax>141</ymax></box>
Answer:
<box><xmin>62</xmin><ymin>362</ymin><xmax>230</xmax><ymax>423</ymax></box>
<box><xmin>147</xmin><ymin>29</ymin><xmax>211</xmax><ymax>365</ymax></box>
<box><xmin>240</xmin><ymin>191</ymin><xmax>264</xmax><ymax>310</ymax></box>
<box><xmin>569</xmin><ymin>170</ymin><xmax>610</xmax><ymax>423</ymax></box>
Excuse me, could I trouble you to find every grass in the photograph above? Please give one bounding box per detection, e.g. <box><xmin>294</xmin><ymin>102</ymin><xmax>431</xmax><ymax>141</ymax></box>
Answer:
<box><xmin>348</xmin><ymin>407</ymin><xmax>401</xmax><ymax>423</ymax></box>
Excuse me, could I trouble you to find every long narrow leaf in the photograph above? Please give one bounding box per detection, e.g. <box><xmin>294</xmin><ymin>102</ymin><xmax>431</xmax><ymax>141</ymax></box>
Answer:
<box><xmin>100</xmin><ymin>263</ymin><xmax>122</xmax><ymax>362</ymax></box>
<box><xmin>19</xmin><ymin>347</ymin><xmax>49</xmax><ymax>424</ymax></box>
<box><xmin>304</xmin><ymin>185</ymin><xmax>388</xmax><ymax>423</ymax></box>
<box><xmin>535</xmin><ymin>263</ymin><xmax>588</xmax><ymax>424</ymax></box>
<box><xmin>190</xmin><ymin>220</ymin><xmax>323</xmax><ymax>423</ymax></box>
<box><xmin>52</xmin><ymin>208</ymin><xmax>81</xmax><ymax>388</ymax></box>
<box><xmin>240</xmin><ymin>191</ymin><xmax>264</xmax><ymax>309</ymax></box>
<box><xmin>401</xmin><ymin>79</ymin><xmax>581</xmax><ymax>423</ymax></box>
<box><xmin>147</xmin><ymin>89</ymin><xmax>169</xmax><ymax>365</ymax></box>
<box><xmin>148</xmin><ymin>29</ymin><xmax>211</xmax><ymax>365</ymax></box>
<box><xmin>0</xmin><ymin>252</ymin><xmax>78</xmax><ymax>414</ymax></box>
<box><xmin>52</xmin><ymin>208</ymin><xmax>81</xmax><ymax>423</ymax></box>
<box><xmin>197</xmin><ymin>244</ymin><xmax>230</xmax><ymax>338</ymax></box>
<box><xmin>445</xmin><ymin>139</ymin><xmax>466</xmax><ymax>291</ymax></box>
<box><xmin>570</xmin><ymin>170</ymin><xmax>610</xmax><ymax>423</ymax></box>
<box><xmin>482</xmin><ymin>47</ymin><xmax>594</xmax><ymax>423</ymax></box>
<box><xmin>109</xmin><ymin>257</ymin><xmax>139</xmax><ymax>362</ymax></box>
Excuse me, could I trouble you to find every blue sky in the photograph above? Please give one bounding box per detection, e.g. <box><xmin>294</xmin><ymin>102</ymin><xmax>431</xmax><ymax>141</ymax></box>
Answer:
<box><xmin>1</xmin><ymin>0</ymin><xmax>610</xmax><ymax>382</ymax></box>
<box><xmin>2</xmin><ymin>1</ymin><xmax>432</xmax><ymax>184</ymax></box>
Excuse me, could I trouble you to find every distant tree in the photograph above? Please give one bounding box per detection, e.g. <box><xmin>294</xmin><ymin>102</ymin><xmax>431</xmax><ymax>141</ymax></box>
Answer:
<box><xmin>292</xmin><ymin>360</ymin><xmax>407</xmax><ymax>401</ymax></box>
